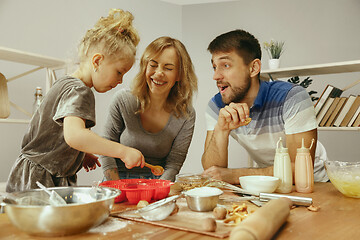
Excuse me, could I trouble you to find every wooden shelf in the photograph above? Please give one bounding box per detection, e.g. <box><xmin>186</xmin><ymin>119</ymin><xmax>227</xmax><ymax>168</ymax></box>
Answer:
<box><xmin>0</xmin><ymin>46</ymin><xmax>66</xmax><ymax>124</ymax></box>
<box><xmin>0</xmin><ymin>119</ymin><xmax>30</xmax><ymax>124</ymax></box>
<box><xmin>260</xmin><ymin>60</ymin><xmax>360</xmax><ymax>79</ymax></box>
<box><xmin>318</xmin><ymin>127</ymin><xmax>360</xmax><ymax>131</ymax></box>
<box><xmin>0</xmin><ymin>46</ymin><xmax>65</xmax><ymax>68</ymax></box>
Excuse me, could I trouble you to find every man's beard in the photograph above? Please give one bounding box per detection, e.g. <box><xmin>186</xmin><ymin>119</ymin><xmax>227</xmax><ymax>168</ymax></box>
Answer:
<box><xmin>221</xmin><ymin>76</ymin><xmax>251</xmax><ymax>104</ymax></box>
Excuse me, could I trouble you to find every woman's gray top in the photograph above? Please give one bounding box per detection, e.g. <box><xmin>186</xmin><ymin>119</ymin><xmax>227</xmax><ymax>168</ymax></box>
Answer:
<box><xmin>100</xmin><ymin>89</ymin><xmax>195</xmax><ymax>181</ymax></box>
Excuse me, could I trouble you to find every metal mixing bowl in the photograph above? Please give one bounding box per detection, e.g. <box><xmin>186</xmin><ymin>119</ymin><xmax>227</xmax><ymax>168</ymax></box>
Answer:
<box><xmin>1</xmin><ymin>186</ymin><xmax>120</xmax><ymax>237</ymax></box>
<box><xmin>184</xmin><ymin>187</ymin><xmax>223</xmax><ymax>212</ymax></box>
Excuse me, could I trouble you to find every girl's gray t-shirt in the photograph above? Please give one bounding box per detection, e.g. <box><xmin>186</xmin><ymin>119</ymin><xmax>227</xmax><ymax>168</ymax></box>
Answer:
<box><xmin>21</xmin><ymin>76</ymin><xmax>96</xmax><ymax>177</ymax></box>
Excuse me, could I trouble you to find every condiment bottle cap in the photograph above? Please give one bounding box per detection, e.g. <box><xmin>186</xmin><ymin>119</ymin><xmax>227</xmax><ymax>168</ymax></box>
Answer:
<box><xmin>297</xmin><ymin>138</ymin><xmax>314</xmax><ymax>153</ymax></box>
<box><xmin>276</xmin><ymin>137</ymin><xmax>288</xmax><ymax>153</ymax></box>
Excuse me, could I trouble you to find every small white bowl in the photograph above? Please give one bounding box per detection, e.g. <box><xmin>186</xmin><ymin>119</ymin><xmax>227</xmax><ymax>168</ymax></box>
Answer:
<box><xmin>239</xmin><ymin>176</ymin><xmax>280</xmax><ymax>194</ymax></box>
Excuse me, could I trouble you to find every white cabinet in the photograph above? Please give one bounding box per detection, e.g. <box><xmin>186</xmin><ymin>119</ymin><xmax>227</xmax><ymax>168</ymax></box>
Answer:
<box><xmin>260</xmin><ymin>60</ymin><xmax>360</xmax><ymax>131</ymax></box>
<box><xmin>0</xmin><ymin>46</ymin><xmax>66</xmax><ymax>124</ymax></box>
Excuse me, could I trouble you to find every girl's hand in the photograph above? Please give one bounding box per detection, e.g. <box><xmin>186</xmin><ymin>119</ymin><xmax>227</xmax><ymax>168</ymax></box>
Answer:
<box><xmin>122</xmin><ymin>147</ymin><xmax>145</xmax><ymax>169</ymax></box>
<box><xmin>83</xmin><ymin>153</ymin><xmax>101</xmax><ymax>172</ymax></box>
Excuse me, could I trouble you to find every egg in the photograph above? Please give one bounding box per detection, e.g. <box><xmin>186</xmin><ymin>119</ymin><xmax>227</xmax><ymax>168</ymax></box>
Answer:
<box><xmin>213</xmin><ymin>206</ymin><xmax>227</xmax><ymax>220</ymax></box>
<box><xmin>137</xmin><ymin>200</ymin><xmax>149</xmax><ymax>209</ymax></box>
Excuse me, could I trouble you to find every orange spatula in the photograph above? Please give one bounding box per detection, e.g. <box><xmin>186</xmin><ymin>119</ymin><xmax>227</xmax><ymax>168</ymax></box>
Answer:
<box><xmin>144</xmin><ymin>163</ymin><xmax>164</xmax><ymax>176</ymax></box>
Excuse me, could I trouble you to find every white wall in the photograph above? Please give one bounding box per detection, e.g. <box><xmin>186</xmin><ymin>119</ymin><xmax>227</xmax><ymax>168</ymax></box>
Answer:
<box><xmin>1</xmin><ymin>0</ymin><xmax>359</xmax><ymax>186</ymax></box>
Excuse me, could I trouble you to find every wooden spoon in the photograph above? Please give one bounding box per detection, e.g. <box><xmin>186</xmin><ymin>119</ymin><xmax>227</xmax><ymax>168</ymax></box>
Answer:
<box><xmin>144</xmin><ymin>163</ymin><xmax>164</xmax><ymax>176</ymax></box>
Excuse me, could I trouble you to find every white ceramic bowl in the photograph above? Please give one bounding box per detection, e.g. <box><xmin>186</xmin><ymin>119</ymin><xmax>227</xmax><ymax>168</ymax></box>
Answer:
<box><xmin>239</xmin><ymin>176</ymin><xmax>280</xmax><ymax>194</ymax></box>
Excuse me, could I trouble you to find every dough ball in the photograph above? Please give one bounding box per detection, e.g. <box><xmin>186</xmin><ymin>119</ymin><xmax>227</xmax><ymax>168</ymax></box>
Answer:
<box><xmin>213</xmin><ymin>206</ymin><xmax>227</xmax><ymax>220</ymax></box>
<box><xmin>137</xmin><ymin>200</ymin><xmax>149</xmax><ymax>209</ymax></box>
<box><xmin>202</xmin><ymin>217</ymin><xmax>217</xmax><ymax>232</ymax></box>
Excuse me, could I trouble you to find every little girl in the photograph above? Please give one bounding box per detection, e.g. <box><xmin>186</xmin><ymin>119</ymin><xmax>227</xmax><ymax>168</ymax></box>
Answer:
<box><xmin>6</xmin><ymin>9</ymin><xmax>145</xmax><ymax>192</ymax></box>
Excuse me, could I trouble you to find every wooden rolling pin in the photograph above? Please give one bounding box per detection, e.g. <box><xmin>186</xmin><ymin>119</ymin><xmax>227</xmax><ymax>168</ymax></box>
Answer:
<box><xmin>229</xmin><ymin>197</ymin><xmax>292</xmax><ymax>240</ymax></box>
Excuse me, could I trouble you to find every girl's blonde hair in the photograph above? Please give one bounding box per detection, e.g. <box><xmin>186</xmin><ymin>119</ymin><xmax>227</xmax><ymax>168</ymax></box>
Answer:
<box><xmin>132</xmin><ymin>37</ymin><xmax>198</xmax><ymax>118</ymax></box>
<box><xmin>78</xmin><ymin>9</ymin><xmax>140</xmax><ymax>62</ymax></box>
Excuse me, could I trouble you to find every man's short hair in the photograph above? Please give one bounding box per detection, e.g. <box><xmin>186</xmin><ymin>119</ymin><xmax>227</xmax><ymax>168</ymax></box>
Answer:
<box><xmin>207</xmin><ymin>29</ymin><xmax>262</xmax><ymax>64</ymax></box>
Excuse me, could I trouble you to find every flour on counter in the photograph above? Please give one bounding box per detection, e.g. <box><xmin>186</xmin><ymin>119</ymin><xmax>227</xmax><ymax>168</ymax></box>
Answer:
<box><xmin>88</xmin><ymin>217</ymin><xmax>127</xmax><ymax>234</ymax></box>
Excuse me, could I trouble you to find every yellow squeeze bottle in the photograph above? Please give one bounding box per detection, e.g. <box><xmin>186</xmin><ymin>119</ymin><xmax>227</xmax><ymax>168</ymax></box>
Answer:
<box><xmin>273</xmin><ymin>137</ymin><xmax>293</xmax><ymax>193</ymax></box>
<box><xmin>295</xmin><ymin>138</ymin><xmax>315</xmax><ymax>193</ymax></box>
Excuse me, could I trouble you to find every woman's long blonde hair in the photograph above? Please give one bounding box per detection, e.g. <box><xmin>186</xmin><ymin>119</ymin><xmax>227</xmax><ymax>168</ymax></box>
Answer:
<box><xmin>132</xmin><ymin>37</ymin><xmax>198</xmax><ymax>118</ymax></box>
<box><xmin>78</xmin><ymin>9</ymin><xmax>140</xmax><ymax>62</ymax></box>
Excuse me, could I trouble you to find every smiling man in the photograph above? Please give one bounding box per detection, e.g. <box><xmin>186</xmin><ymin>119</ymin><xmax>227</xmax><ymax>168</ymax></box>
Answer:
<box><xmin>201</xmin><ymin>29</ymin><xmax>328</xmax><ymax>184</ymax></box>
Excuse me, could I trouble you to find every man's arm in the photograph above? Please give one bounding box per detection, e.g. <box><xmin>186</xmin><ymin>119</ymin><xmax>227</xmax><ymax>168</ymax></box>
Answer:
<box><xmin>203</xmin><ymin>166</ymin><xmax>273</xmax><ymax>185</ymax></box>
<box><xmin>201</xmin><ymin>129</ymin><xmax>230</xmax><ymax>170</ymax></box>
<box><xmin>201</xmin><ymin>102</ymin><xmax>273</xmax><ymax>184</ymax></box>
<box><xmin>202</xmin><ymin>102</ymin><xmax>250</xmax><ymax>169</ymax></box>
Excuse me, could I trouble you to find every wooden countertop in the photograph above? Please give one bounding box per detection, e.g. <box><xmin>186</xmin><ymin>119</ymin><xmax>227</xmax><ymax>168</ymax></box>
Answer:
<box><xmin>0</xmin><ymin>182</ymin><xmax>359</xmax><ymax>240</ymax></box>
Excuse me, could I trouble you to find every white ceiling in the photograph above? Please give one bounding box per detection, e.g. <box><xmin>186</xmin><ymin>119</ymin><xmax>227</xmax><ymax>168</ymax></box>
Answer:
<box><xmin>160</xmin><ymin>0</ymin><xmax>239</xmax><ymax>5</ymax></box>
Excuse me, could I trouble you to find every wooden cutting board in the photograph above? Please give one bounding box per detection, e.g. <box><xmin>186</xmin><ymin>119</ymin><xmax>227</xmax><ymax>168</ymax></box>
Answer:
<box><xmin>0</xmin><ymin>72</ymin><xmax>10</xmax><ymax>118</ymax></box>
<box><xmin>112</xmin><ymin>196</ymin><xmax>258</xmax><ymax>239</ymax></box>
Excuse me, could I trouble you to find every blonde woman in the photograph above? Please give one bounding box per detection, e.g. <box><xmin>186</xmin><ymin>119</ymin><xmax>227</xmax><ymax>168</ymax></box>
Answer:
<box><xmin>101</xmin><ymin>36</ymin><xmax>198</xmax><ymax>181</ymax></box>
<box><xmin>6</xmin><ymin>9</ymin><xmax>145</xmax><ymax>192</ymax></box>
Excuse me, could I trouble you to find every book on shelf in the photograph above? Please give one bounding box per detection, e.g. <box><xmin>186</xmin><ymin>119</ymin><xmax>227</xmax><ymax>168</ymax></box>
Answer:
<box><xmin>352</xmin><ymin>112</ymin><xmax>360</xmax><ymax>127</ymax></box>
<box><xmin>325</xmin><ymin>97</ymin><xmax>347</xmax><ymax>127</ymax></box>
<box><xmin>317</xmin><ymin>97</ymin><xmax>335</xmax><ymax>126</ymax></box>
<box><xmin>333</xmin><ymin>95</ymin><xmax>357</xmax><ymax>127</ymax></box>
<box><xmin>314</xmin><ymin>85</ymin><xmax>343</xmax><ymax>116</ymax></box>
<box><xmin>348</xmin><ymin>106</ymin><xmax>360</xmax><ymax>127</ymax></box>
<box><xmin>340</xmin><ymin>95</ymin><xmax>360</xmax><ymax>127</ymax></box>
<box><xmin>318</xmin><ymin>97</ymin><xmax>341</xmax><ymax>127</ymax></box>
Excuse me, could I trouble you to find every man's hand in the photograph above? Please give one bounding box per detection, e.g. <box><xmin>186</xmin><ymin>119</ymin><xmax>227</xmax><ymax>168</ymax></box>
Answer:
<box><xmin>202</xmin><ymin>166</ymin><xmax>238</xmax><ymax>184</ymax></box>
<box><xmin>83</xmin><ymin>153</ymin><xmax>101</xmax><ymax>172</ymax></box>
<box><xmin>217</xmin><ymin>103</ymin><xmax>251</xmax><ymax>131</ymax></box>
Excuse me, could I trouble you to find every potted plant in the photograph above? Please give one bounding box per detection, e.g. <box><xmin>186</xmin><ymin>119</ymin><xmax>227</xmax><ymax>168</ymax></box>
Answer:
<box><xmin>287</xmin><ymin>76</ymin><xmax>319</xmax><ymax>102</ymax></box>
<box><xmin>263</xmin><ymin>40</ymin><xmax>285</xmax><ymax>69</ymax></box>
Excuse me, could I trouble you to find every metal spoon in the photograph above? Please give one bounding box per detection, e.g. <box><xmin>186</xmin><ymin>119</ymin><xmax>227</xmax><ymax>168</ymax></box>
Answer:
<box><xmin>36</xmin><ymin>181</ymin><xmax>67</xmax><ymax>206</ymax></box>
<box><xmin>144</xmin><ymin>163</ymin><xmax>164</xmax><ymax>176</ymax></box>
